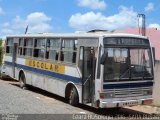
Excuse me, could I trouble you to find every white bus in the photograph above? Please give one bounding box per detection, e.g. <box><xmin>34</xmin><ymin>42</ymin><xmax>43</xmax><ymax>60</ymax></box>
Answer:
<box><xmin>3</xmin><ymin>31</ymin><xmax>154</xmax><ymax>108</ymax></box>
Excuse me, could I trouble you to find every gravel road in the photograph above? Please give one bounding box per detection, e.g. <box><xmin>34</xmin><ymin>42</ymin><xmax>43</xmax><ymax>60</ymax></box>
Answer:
<box><xmin>0</xmin><ymin>79</ymin><xmax>159</xmax><ymax>120</ymax></box>
<box><xmin>0</xmin><ymin>79</ymin><xmax>92</xmax><ymax>114</ymax></box>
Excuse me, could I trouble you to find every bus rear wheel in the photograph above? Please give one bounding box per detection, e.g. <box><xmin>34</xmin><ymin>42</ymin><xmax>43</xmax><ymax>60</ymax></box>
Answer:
<box><xmin>19</xmin><ymin>73</ymin><xmax>26</xmax><ymax>89</ymax></box>
<box><xmin>69</xmin><ymin>87</ymin><xmax>79</xmax><ymax>106</ymax></box>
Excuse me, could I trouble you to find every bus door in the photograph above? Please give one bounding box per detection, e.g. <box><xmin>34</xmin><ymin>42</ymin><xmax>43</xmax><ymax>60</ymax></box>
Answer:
<box><xmin>80</xmin><ymin>47</ymin><xmax>96</xmax><ymax>104</ymax></box>
<box><xmin>12</xmin><ymin>38</ymin><xmax>18</xmax><ymax>78</ymax></box>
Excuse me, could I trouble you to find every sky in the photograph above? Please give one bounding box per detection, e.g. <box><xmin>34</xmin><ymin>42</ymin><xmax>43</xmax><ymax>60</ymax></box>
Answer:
<box><xmin>0</xmin><ymin>0</ymin><xmax>160</xmax><ymax>38</ymax></box>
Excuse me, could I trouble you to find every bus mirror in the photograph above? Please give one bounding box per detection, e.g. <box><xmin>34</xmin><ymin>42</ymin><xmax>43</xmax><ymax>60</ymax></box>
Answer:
<box><xmin>100</xmin><ymin>53</ymin><xmax>107</xmax><ymax>65</ymax></box>
<box><xmin>152</xmin><ymin>47</ymin><xmax>155</xmax><ymax>66</ymax></box>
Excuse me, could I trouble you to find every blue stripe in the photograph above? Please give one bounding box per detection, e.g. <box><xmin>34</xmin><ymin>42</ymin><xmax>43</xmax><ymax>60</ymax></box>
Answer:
<box><xmin>5</xmin><ymin>61</ymin><xmax>13</xmax><ymax>66</ymax></box>
<box><xmin>103</xmin><ymin>82</ymin><xmax>153</xmax><ymax>89</ymax></box>
<box><xmin>5</xmin><ymin>61</ymin><xmax>81</xmax><ymax>83</ymax></box>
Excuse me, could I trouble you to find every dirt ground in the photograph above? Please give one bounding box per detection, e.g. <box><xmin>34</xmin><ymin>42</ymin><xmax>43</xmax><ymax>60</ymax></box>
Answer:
<box><xmin>126</xmin><ymin>105</ymin><xmax>160</xmax><ymax>115</ymax></box>
<box><xmin>0</xmin><ymin>79</ymin><xmax>160</xmax><ymax>120</ymax></box>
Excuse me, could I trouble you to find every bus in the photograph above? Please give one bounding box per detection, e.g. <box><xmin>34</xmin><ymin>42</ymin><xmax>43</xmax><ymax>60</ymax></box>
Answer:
<box><xmin>3</xmin><ymin>31</ymin><xmax>154</xmax><ymax>108</ymax></box>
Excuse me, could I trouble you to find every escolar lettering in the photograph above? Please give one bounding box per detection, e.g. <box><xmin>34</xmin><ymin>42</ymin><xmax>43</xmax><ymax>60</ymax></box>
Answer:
<box><xmin>25</xmin><ymin>59</ymin><xmax>65</xmax><ymax>74</ymax></box>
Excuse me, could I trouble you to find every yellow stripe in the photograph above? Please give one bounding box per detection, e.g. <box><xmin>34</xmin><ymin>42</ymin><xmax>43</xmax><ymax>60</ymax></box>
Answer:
<box><xmin>25</xmin><ymin>59</ymin><xmax>65</xmax><ymax>74</ymax></box>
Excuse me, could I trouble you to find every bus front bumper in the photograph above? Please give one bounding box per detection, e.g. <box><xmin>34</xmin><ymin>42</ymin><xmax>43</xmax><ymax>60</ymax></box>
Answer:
<box><xmin>99</xmin><ymin>98</ymin><xmax>153</xmax><ymax>108</ymax></box>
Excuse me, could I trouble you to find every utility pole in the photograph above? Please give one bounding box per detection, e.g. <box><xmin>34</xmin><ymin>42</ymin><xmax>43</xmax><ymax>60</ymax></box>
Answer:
<box><xmin>137</xmin><ymin>14</ymin><xmax>146</xmax><ymax>36</ymax></box>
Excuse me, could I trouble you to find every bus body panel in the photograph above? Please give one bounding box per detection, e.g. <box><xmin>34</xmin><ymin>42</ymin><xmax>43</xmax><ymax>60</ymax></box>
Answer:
<box><xmin>4</xmin><ymin>54</ymin><xmax>83</xmax><ymax>103</ymax></box>
<box><xmin>4</xmin><ymin>56</ymin><xmax>13</xmax><ymax>78</ymax></box>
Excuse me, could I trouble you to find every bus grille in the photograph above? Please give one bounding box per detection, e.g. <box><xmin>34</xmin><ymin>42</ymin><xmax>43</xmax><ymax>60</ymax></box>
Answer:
<box><xmin>105</xmin><ymin>87</ymin><xmax>152</xmax><ymax>98</ymax></box>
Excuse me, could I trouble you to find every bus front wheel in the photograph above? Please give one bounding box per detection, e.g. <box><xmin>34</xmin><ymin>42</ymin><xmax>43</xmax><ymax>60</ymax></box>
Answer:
<box><xmin>69</xmin><ymin>87</ymin><xmax>79</xmax><ymax>106</ymax></box>
<box><xmin>19</xmin><ymin>73</ymin><xmax>26</xmax><ymax>89</ymax></box>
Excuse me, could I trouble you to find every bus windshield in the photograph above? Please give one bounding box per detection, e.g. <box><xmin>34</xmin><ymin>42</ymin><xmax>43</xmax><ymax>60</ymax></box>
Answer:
<box><xmin>103</xmin><ymin>47</ymin><xmax>153</xmax><ymax>82</ymax></box>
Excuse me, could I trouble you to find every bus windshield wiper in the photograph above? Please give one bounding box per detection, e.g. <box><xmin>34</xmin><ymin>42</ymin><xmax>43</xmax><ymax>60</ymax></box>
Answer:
<box><xmin>119</xmin><ymin>67</ymin><xmax>130</xmax><ymax>79</ymax></box>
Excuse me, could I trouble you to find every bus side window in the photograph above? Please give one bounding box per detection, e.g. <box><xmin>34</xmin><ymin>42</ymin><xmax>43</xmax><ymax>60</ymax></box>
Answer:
<box><xmin>6</xmin><ymin>38</ymin><xmax>13</xmax><ymax>54</ymax></box>
<box><xmin>33</xmin><ymin>38</ymin><xmax>45</xmax><ymax>58</ymax></box>
<box><xmin>46</xmin><ymin>38</ymin><xmax>60</xmax><ymax>61</ymax></box>
<box><xmin>23</xmin><ymin>38</ymin><xmax>33</xmax><ymax>57</ymax></box>
<box><xmin>60</xmin><ymin>39</ymin><xmax>77</xmax><ymax>63</ymax></box>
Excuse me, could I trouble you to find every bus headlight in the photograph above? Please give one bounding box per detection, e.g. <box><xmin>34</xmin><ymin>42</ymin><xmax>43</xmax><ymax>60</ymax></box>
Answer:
<box><xmin>143</xmin><ymin>90</ymin><xmax>152</xmax><ymax>95</ymax></box>
<box><xmin>100</xmin><ymin>92</ymin><xmax>115</xmax><ymax>99</ymax></box>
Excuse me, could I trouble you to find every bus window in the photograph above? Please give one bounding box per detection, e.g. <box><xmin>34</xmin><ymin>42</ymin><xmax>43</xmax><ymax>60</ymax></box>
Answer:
<box><xmin>60</xmin><ymin>39</ymin><xmax>77</xmax><ymax>63</ymax></box>
<box><xmin>6</xmin><ymin>38</ymin><xmax>13</xmax><ymax>54</ymax></box>
<box><xmin>23</xmin><ymin>38</ymin><xmax>33</xmax><ymax>57</ymax></box>
<box><xmin>34</xmin><ymin>38</ymin><xmax>46</xmax><ymax>58</ymax></box>
<box><xmin>46</xmin><ymin>38</ymin><xmax>60</xmax><ymax>61</ymax></box>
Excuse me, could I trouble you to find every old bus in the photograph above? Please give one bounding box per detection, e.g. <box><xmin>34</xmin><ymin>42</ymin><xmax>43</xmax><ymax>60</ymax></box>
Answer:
<box><xmin>3</xmin><ymin>31</ymin><xmax>154</xmax><ymax>108</ymax></box>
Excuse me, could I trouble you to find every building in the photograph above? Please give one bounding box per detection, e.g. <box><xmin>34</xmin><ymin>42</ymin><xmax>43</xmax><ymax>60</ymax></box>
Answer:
<box><xmin>115</xmin><ymin>28</ymin><xmax>160</xmax><ymax>60</ymax></box>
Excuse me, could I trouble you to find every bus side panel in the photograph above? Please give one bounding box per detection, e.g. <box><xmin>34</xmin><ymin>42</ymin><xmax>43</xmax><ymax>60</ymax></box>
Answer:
<box><xmin>15</xmin><ymin>68</ymin><xmax>20</xmax><ymax>80</ymax></box>
<box><xmin>15</xmin><ymin>58</ymin><xmax>26</xmax><ymax>81</ymax></box>
<box><xmin>25</xmin><ymin>71</ymin><xmax>35</xmax><ymax>85</ymax></box>
<box><xmin>5</xmin><ymin>65</ymin><xmax>13</xmax><ymax>77</ymax></box>
<box><xmin>23</xmin><ymin>67</ymin><xmax>82</xmax><ymax>99</ymax></box>
<box><xmin>12</xmin><ymin>57</ymin><xmax>82</xmax><ymax>101</ymax></box>
<box><xmin>65</xmin><ymin>67</ymin><xmax>80</xmax><ymax>80</ymax></box>
<box><xmin>43</xmin><ymin>77</ymin><xmax>66</xmax><ymax>97</ymax></box>
<box><xmin>42</xmin><ymin>66</ymin><xmax>82</xmax><ymax>98</ymax></box>
<box><xmin>5</xmin><ymin>55</ymin><xmax>14</xmax><ymax>78</ymax></box>
<box><xmin>43</xmin><ymin>77</ymin><xmax>82</xmax><ymax>102</ymax></box>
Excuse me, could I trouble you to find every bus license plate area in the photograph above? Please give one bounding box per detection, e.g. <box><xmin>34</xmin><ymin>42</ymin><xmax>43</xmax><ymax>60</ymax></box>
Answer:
<box><xmin>119</xmin><ymin>101</ymin><xmax>139</xmax><ymax>107</ymax></box>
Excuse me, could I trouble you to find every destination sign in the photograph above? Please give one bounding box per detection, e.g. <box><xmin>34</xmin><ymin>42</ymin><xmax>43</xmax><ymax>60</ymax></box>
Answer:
<box><xmin>103</xmin><ymin>37</ymin><xmax>149</xmax><ymax>46</ymax></box>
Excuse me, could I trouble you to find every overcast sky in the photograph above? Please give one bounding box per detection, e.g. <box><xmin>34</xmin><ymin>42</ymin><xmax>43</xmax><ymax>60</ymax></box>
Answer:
<box><xmin>0</xmin><ymin>0</ymin><xmax>160</xmax><ymax>38</ymax></box>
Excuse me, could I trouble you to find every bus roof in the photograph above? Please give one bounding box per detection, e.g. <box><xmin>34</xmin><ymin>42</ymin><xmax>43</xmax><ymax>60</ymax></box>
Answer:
<box><xmin>6</xmin><ymin>32</ymin><xmax>148</xmax><ymax>39</ymax></box>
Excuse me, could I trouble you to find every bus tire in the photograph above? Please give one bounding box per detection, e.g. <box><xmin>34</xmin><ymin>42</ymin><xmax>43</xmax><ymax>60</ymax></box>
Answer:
<box><xmin>69</xmin><ymin>87</ymin><xmax>79</xmax><ymax>106</ymax></box>
<box><xmin>19</xmin><ymin>73</ymin><xmax>27</xmax><ymax>90</ymax></box>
